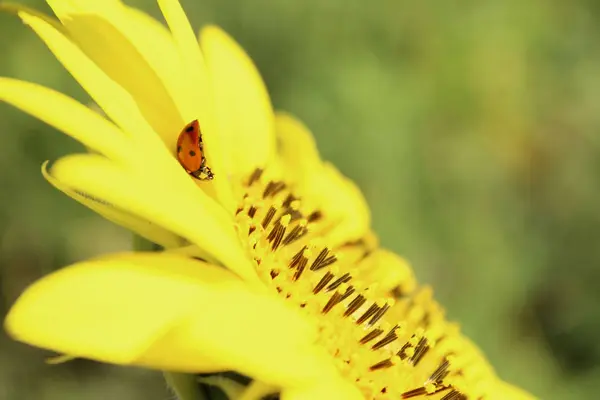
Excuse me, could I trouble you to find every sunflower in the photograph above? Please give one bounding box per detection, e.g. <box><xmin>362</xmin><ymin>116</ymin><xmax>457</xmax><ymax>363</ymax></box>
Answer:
<box><xmin>0</xmin><ymin>1</ymin><xmax>535</xmax><ymax>399</ymax></box>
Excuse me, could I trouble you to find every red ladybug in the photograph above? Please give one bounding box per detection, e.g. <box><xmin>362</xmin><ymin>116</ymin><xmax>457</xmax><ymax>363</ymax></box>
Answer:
<box><xmin>176</xmin><ymin>120</ymin><xmax>214</xmax><ymax>180</ymax></box>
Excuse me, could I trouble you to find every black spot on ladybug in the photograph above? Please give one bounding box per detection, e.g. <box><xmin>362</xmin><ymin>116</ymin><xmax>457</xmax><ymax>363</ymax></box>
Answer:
<box><xmin>177</xmin><ymin>145</ymin><xmax>182</xmax><ymax>153</ymax></box>
<box><xmin>189</xmin><ymin>150</ymin><xmax>196</xmax><ymax>156</ymax></box>
<box><xmin>185</xmin><ymin>125</ymin><xmax>194</xmax><ymax>132</ymax></box>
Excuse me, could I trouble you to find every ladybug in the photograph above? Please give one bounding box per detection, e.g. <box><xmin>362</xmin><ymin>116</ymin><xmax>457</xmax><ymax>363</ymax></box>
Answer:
<box><xmin>176</xmin><ymin>119</ymin><xmax>214</xmax><ymax>180</ymax></box>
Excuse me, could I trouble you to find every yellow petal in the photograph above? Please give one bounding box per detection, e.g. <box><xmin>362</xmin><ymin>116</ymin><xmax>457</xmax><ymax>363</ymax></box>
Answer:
<box><xmin>5</xmin><ymin>253</ymin><xmax>332</xmax><ymax>387</ymax></box>
<box><xmin>201</xmin><ymin>25</ymin><xmax>276</xmax><ymax>177</ymax></box>
<box><xmin>275</xmin><ymin>112</ymin><xmax>370</xmax><ymax>245</ymax></box>
<box><xmin>47</xmin><ymin>154</ymin><xmax>261</xmax><ymax>284</ymax></box>
<box><xmin>5</xmin><ymin>252</ymin><xmax>225</xmax><ymax>365</ymax></box>
<box><xmin>45</xmin><ymin>0</ymin><xmax>185</xmax><ymax>147</ymax></box>
<box><xmin>281</xmin><ymin>379</ymin><xmax>364</xmax><ymax>400</ymax></box>
<box><xmin>1</xmin><ymin>77</ymin><xmax>232</xmax><ymax>255</ymax></box>
<box><xmin>155</xmin><ymin>0</ymin><xmax>207</xmax><ymax>121</ymax></box>
<box><xmin>32</xmin><ymin>2</ymin><xmax>233</xmax><ymax>209</ymax></box>
<box><xmin>320</xmin><ymin>163</ymin><xmax>371</xmax><ymax>244</ymax></box>
<box><xmin>42</xmin><ymin>161</ymin><xmax>185</xmax><ymax>249</ymax></box>
<box><xmin>17</xmin><ymin>11</ymin><xmax>170</xmax><ymax>157</ymax></box>
<box><xmin>1</xmin><ymin>14</ymin><xmax>179</xmax><ymax>182</ymax></box>
<box><xmin>273</xmin><ymin>113</ymin><xmax>320</xmax><ymax>177</ymax></box>
<box><xmin>0</xmin><ymin>78</ymin><xmax>129</xmax><ymax>162</ymax></box>
<box><xmin>356</xmin><ymin>249</ymin><xmax>416</xmax><ymax>296</ymax></box>
<box><xmin>157</xmin><ymin>0</ymin><xmax>235</xmax><ymax>212</ymax></box>
<box><xmin>13</xmin><ymin>1</ymin><xmax>234</xmax><ymax>210</ymax></box>
<box><xmin>0</xmin><ymin>74</ymin><xmax>226</xmax><ymax>254</ymax></box>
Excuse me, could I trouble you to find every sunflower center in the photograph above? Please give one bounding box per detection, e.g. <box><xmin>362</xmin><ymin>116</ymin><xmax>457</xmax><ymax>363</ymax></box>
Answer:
<box><xmin>233</xmin><ymin>169</ymin><xmax>496</xmax><ymax>400</ymax></box>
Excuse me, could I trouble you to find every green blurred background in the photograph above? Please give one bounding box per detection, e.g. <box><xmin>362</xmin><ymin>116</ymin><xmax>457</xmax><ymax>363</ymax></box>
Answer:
<box><xmin>1</xmin><ymin>0</ymin><xmax>599</xmax><ymax>399</ymax></box>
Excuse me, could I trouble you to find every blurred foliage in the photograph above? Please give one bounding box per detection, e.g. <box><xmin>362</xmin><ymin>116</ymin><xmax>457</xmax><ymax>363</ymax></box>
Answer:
<box><xmin>1</xmin><ymin>0</ymin><xmax>599</xmax><ymax>399</ymax></box>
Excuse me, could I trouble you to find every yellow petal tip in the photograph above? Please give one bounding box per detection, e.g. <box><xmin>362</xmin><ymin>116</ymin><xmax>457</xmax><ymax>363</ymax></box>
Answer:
<box><xmin>200</xmin><ymin>24</ymin><xmax>225</xmax><ymax>38</ymax></box>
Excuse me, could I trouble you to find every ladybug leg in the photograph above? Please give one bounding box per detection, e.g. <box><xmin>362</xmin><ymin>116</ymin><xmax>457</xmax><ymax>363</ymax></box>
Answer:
<box><xmin>200</xmin><ymin>165</ymin><xmax>214</xmax><ymax>180</ymax></box>
<box><xmin>190</xmin><ymin>165</ymin><xmax>214</xmax><ymax>181</ymax></box>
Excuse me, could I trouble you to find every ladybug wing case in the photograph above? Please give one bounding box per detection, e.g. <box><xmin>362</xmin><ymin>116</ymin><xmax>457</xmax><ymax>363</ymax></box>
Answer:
<box><xmin>176</xmin><ymin>120</ymin><xmax>204</xmax><ymax>173</ymax></box>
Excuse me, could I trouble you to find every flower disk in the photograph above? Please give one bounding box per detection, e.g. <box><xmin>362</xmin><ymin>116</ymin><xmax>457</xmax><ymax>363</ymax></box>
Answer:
<box><xmin>231</xmin><ymin>167</ymin><xmax>499</xmax><ymax>400</ymax></box>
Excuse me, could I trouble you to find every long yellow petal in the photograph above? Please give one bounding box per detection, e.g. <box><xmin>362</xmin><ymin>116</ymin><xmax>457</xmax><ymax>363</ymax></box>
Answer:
<box><xmin>201</xmin><ymin>26</ymin><xmax>276</xmax><ymax>177</ymax></box>
<box><xmin>42</xmin><ymin>161</ymin><xmax>184</xmax><ymax>249</ymax></box>
<box><xmin>18</xmin><ymin>9</ymin><xmax>183</xmax><ymax>178</ymax></box>
<box><xmin>0</xmin><ymin>78</ymin><xmax>129</xmax><ymax>161</ymax></box>
<box><xmin>4</xmin><ymin>253</ymin><xmax>332</xmax><ymax>387</ymax></box>
<box><xmin>157</xmin><ymin>0</ymin><xmax>235</xmax><ymax>212</ymax></box>
<box><xmin>47</xmin><ymin>154</ymin><xmax>261</xmax><ymax>284</ymax></box>
<box><xmin>155</xmin><ymin>0</ymin><xmax>207</xmax><ymax>122</ymax></box>
<box><xmin>275</xmin><ymin>112</ymin><xmax>370</xmax><ymax>245</ymax></box>
<box><xmin>17</xmin><ymin>11</ymin><xmax>167</xmax><ymax>150</ymax></box>
<box><xmin>5</xmin><ymin>252</ymin><xmax>224</xmax><ymax>365</ymax></box>
<box><xmin>45</xmin><ymin>0</ymin><xmax>185</xmax><ymax>147</ymax></box>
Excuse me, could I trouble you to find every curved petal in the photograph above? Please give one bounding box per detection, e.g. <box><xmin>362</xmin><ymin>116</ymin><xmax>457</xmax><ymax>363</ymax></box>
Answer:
<box><xmin>42</xmin><ymin>161</ymin><xmax>185</xmax><ymax>249</ymax></box>
<box><xmin>319</xmin><ymin>163</ymin><xmax>371</xmax><ymax>244</ymax></box>
<box><xmin>17</xmin><ymin>10</ymin><xmax>169</xmax><ymax>151</ymax></box>
<box><xmin>48</xmin><ymin>153</ymin><xmax>261</xmax><ymax>284</ymax></box>
<box><xmin>201</xmin><ymin>25</ymin><xmax>276</xmax><ymax>177</ymax></box>
<box><xmin>275</xmin><ymin>112</ymin><xmax>370</xmax><ymax>245</ymax></box>
<box><xmin>157</xmin><ymin>0</ymin><xmax>234</xmax><ymax>212</ymax></box>
<box><xmin>45</xmin><ymin>0</ymin><xmax>185</xmax><ymax>147</ymax></box>
<box><xmin>4</xmin><ymin>252</ymin><xmax>234</xmax><ymax>365</ymax></box>
<box><xmin>4</xmin><ymin>252</ymin><xmax>333</xmax><ymax>388</ymax></box>
<box><xmin>0</xmin><ymin>78</ymin><xmax>130</xmax><ymax>162</ymax></box>
<box><xmin>355</xmin><ymin>249</ymin><xmax>416</xmax><ymax>296</ymax></box>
